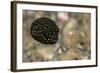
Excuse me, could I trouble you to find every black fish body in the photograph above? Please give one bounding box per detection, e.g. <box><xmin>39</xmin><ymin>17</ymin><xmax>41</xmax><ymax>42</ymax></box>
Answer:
<box><xmin>30</xmin><ymin>17</ymin><xmax>59</xmax><ymax>45</ymax></box>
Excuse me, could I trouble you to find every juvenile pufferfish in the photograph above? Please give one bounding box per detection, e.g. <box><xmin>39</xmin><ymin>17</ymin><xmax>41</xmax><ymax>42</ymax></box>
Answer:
<box><xmin>30</xmin><ymin>17</ymin><xmax>59</xmax><ymax>45</ymax></box>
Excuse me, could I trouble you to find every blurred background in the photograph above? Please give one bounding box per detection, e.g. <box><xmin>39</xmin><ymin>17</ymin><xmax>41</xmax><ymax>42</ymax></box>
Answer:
<box><xmin>23</xmin><ymin>10</ymin><xmax>91</xmax><ymax>62</ymax></box>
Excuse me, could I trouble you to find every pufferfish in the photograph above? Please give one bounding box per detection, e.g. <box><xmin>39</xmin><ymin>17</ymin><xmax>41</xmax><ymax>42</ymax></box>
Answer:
<box><xmin>30</xmin><ymin>17</ymin><xmax>59</xmax><ymax>45</ymax></box>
